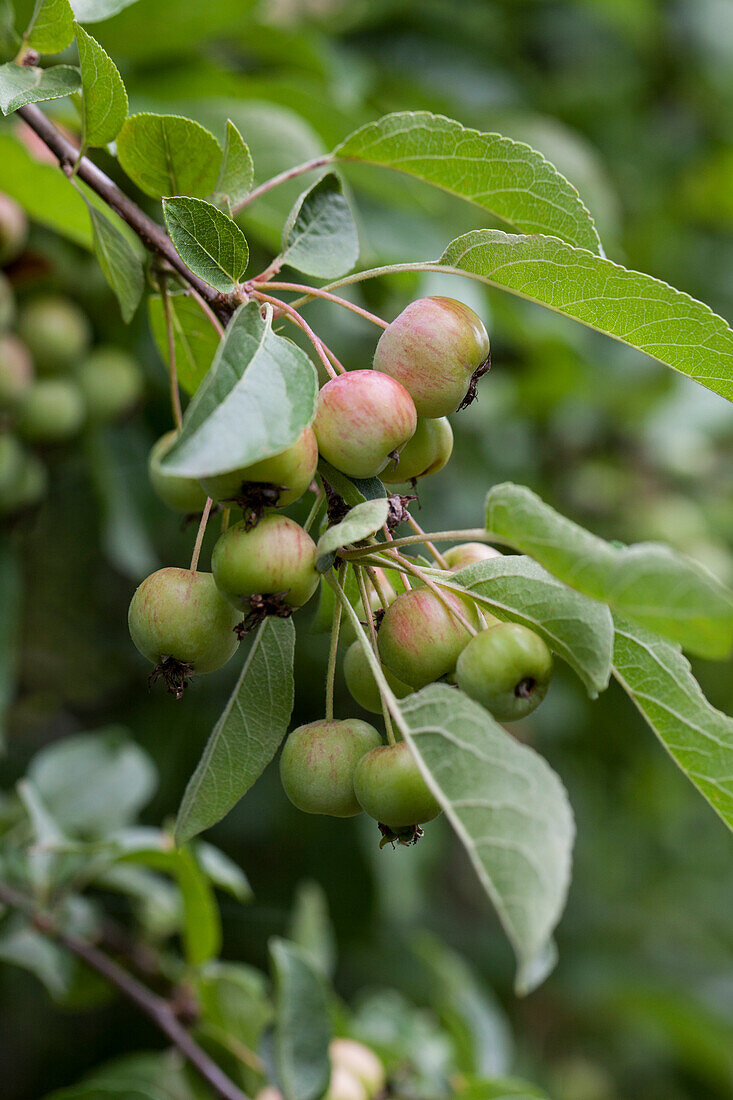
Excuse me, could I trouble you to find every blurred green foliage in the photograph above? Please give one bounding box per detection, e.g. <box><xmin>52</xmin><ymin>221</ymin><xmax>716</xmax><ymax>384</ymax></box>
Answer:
<box><xmin>0</xmin><ymin>1</ymin><xmax>731</xmax><ymax>1098</ymax></box>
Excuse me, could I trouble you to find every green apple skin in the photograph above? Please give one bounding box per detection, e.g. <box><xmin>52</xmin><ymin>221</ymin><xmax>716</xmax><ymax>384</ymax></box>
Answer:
<box><xmin>16</xmin><ymin>378</ymin><xmax>85</xmax><ymax>443</ymax></box>
<box><xmin>200</xmin><ymin>427</ymin><xmax>318</xmax><ymax>506</ymax></box>
<box><xmin>444</xmin><ymin>542</ymin><xmax>502</xmax><ymax>570</ymax></box>
<box><xmin>456</xmin><ymin>622</ymin><xmax>553</xmax><ymax>721</ymax></box>
<box><xmin>313</xmin><ymin>369</ymin><xmax>417</xmax><ymax>478</ymax></box>
<box><xmin>17</xmin><ymin>295</ymin><xmax>91</xmax><ymax>373</ymax></box>
<box><xmin>280</xmin><ymin>719</ymin><xmax>383</xmax><ymax>817</ymax></box>
<box><xmin>343</xmin><ymin>641</ymin><xmax>413</xmax><ymax>714</ymax></box>
<box><xmin>354</xmin><ymin>741</ymin><xmax>441</xmax><ymax>828</ymax></box>
<box><xmin>378</xmin><ymin>587</ymin><xmax>478</xmax><ymax>688</ymax></box>
<box><xmin>373</xmin><ymin>296</ymin><xmax>489</xmax><ymax>418</ymax></box>
<box><xmin>330</xmin><ymin>1040</ymin><xmax>386</xmax><ymax>1099</ymax></box>
<box><xmin>0</xmin><ymin>334</ymin><xmax>33</xmax><ymax>408</ymax></box>
<box><xmin>148</xmin><ymin>430</ymin><xmax>208</xmax><ymax>514</ymax></box>
<box><xmin>128</xmin><ymin>568</ymin><xmax>241</xmax><ymax>674</ymax></box>
<box><xmin>381</xmin><ymin>417</ymin><xmax>453</xmax><ymax>483</ymax></box>
<box><xmin>76</xmin><ymin>347</ymin><xmax>143</xmax><ymax>423</ymax></box>
<box><xmin>212</xmin><ymin>513</ymin><xmax>319</xmax><ymax>611</ymax></box>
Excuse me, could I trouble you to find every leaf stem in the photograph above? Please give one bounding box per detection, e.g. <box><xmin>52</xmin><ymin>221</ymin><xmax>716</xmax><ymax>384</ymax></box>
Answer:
<box><xmin>325</xmin><ymin>564</ymin><xmax>345</xmax><ymax>720</ymax></box>
<box><xmin>405</xmin><ymin>513</ymin><xmax>449</xmax><ymax>568</ymax></box>
<box><xmin>161</xmin><ymin>277</ymin><xmax>183</xmax><ymax>430</ymax></box>
<box><xmin>190</xmin><ymin>498</ymin><xmax>213</xmax><ymax>573</ymax></box>
<box><xmin>354</xmin><ymin>564</ymin><xmax>396</xmax><ymax>745</ymax></box>
<box><xmin>252</xmin><ymin>290</ymin><xmax>340</xmax><ymax>378</ymax></box>
<box><xmin>303</xmin><ymin>488</ymin><xmax>324</xmax><ymax>534</ymax></box>
<box><xmin>252</xmin><ymin>282</ymin><xmax>389</xmax><ymax>329</ymax></box>
<box><xmin>0</xmin><ymin>883</ymin><xmax>249</xmax><ymax>1100</ymax></box>
<box><xmin>16</xmin><ymin>104</ymin><xmax>231</xmax><ymax>319</ymax></box>
<box><xmin>341</xmin><ymin>528</ymin><xmax>492</xmax><ymax>557</ymax></box>
<box><xmin>231</xmin><ymin>156</ymin><xmax>332</xmax><ymax>214</ymax></box>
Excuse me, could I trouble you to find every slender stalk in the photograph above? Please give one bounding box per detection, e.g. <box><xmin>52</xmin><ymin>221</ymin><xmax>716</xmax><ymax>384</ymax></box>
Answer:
<box><xmin>341</xmin><ymin>528</ymin><xmax>492</xmax><ymax>557</ymax></box>
<box><xmin>16</xmin><ymin>105</ymin><xmax>230</xmax><ymax>318</ymax></box>
<box><xmin>252</xmin><ymin>291</ymin><xmax>338</xmax><ymax>379</ymax></box>
<box><xmin>405</xmin><ymin>514</ymin><xmax>449</xmax><ymax>569</ymax></box>
<box><xmin>354</xmin><ymin>565</ymin><xmax>396</xmax><ymax>746</ymax></box>
<box><xmin>0</xmin><ymin>883</ymin><xmax>249</xmax><ymax>1100</ymax></box>
<box><xmin>190</xmin><ymin>498</ymin><xmax>213</xmax><ymax>572</ymax></box>
<box><xmin>303</xmin><ymin>489</ymin><xmax>324</xmax><ymax>534</ymax></box>
<box><xmin>364</xmin><ymin>565</ymin><xmax>391</xmax><ymax>610</ymax></box>
<box><xmin>385</xmin><ymin>550</ymin><xmax>478</xmax><ymax>636</ymax></box>
<box><xmin>231</xmin><ymin>156</ymin><xmax>332</xmax><ymax>214</ymax></box>
<box><xmin>221</xmin><ymin>507</ymin><xmax>231</xmax><ymax>534</ymax></box>
<box><xmin>325</xmin><ymin>564</ymin><xmax>345</xmax><ymax>721</ymax></box>
<box><xmin>161</xmin><ymin>278</ymin><xmax>183</xmax><ymax>430</ymax></box>
<box><xmin>252</xmin><ymin>282</ymin><xmax>389</xmax><ymax>329</ymax></box>
<box><xmin>382</xmin><ymin>525</ymin><xmax>412</xmax><ymax>588</ymax></box>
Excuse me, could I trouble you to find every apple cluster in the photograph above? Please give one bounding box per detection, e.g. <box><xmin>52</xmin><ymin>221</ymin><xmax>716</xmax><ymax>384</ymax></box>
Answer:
<box><xmin>129</xmin><ymin>297</ymin><xmax>554</xmax><ymax>844</ymax></box>
<box><xmin>0</xmin><ymin>194</ymin><xmax>143</xmax><ymax>522</ymax></box>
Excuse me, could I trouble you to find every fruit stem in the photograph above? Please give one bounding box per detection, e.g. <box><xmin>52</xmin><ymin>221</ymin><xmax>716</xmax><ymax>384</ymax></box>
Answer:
<box><xmin>190</xmin><ymin>498</ymin><xmax>213</xmax><ymax>573</ymax></box>
<box><xmin>253</xmin><ymin>282</ymin><xmax>389</xmax><ymax>329</ymax></box>
<box><xmin>364</xmin><ymin>565</ymin><xmax>391</xmax><ymax>610</ymax></box>
<box><xmin>341</xmin><ymin>528</ymin><xmax>495</xmax><ymax>557</ymax></box>
<box><xmin>325</xmin><ymin>563</ymin><xmax>345</xmax><ymax>721</ymax></box>
<box><xmin>354</xmin><ymin>564</ymin><xmax>397</xmax><ymax>746</ymax></box>
<box><xmin>251</xmin><ymin>290</ymin><xmax>340</xmax><ymax>378</ymax></box>
<box><xmin>381</xmin><ymin>525</ymin><xmax>412</xmax><ymax>588</ymax></box>
<box><xmin>303</xmin><ymin>488</ymin><xmax>325</xmax><ymax>533</ymax></box>
<box><xmin>386</xmin><ymin>550</ymin><xmax>479</xmax><ymax>636</ymax></box>
<box><xmin>160</xmin><ymin>276</ymin><xmax>183</xmax><ymax>431</ymax></box>
<box><xmin>231</xmin><ymin>155</ymin><xmax>333</xmax><ymax>214</ymax></box>
<box><xmin>221</xmin><ymin>507</ymin><xmax>231</xmax><ymax>534</ymax></box>
<box><xmin>405</xmin><ymin>513</ymin><xmax>450</xmax><ymax>568</ymax></box>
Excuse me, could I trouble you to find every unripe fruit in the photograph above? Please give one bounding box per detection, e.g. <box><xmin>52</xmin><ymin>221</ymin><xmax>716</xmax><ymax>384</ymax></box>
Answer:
<box><xmin>0</xmin><ymin>441</ymin><xmax>47</xmax><ymax>516</ymax></box>
<box><xmin>330</xmin><ymin>1039</ymin><xmax>385</xmax><ymax>1099</ymax></box>
<box><xmin>343</xmin><ymin>641</ymin><xmax>412</xmax><ymax>713</ymax></box>
<box><xmin>212</xmin><ymin>513</ymin><xmax>319</xmax><ymax>612</ymax></box>
<box><xmin>128</xmin><ymin>568</ymin><xmax>240</xmax><ymax>694</ymax></box>
<box><xmin>444</xmin><ymin>542</ymin><xmax>502</xmax><ymax>571</ymax></box>
<box><xmin>314</xmin><ymin>370</ymin><xmax>417</xmax><ymax>478</ymax></box>
<box><xmin>200</xmin><ymin>427</ymin><xmax>318</xmax><ymax>508</ymax></box>
<box><xmin>76</xmin><ymin>347</ymin><xmax>143</xmax><ymax>423</ymax></box>
<box><xmin>0</xmin><ymin>273</ymin><xmax>14</xmax><ymax>332</ymax></box>
<box><xmin>340</xmin><ymin>568</ymin><xmax>397</xmax><ymax>646</ymax></box>
<box><xmin>280</xmin><ymin>719</ymin><xmax>382</xmax><ymax>817</ymax></box>
<box><xmin>17</xmin><ymin>295</ymin><xmax>91</xmax><ymax>372</ymax></box>
<box><xmin>381</xmin><ymin>416</ymin><xmax>453</xmax><ymax>484</ymax></box>
<box><xmin>354</xmin><ymin>741</ymin><xmax>441</xmax><ymax>828</ymax></box>
<box><xmin>0</xmin><ymin>194</ymin><xmax>28</xmax><ymax>266</ymax></box>
<box><xmin>148</xmin><ymin>430</ymin><xmax>208</xmax><ymax>514</ymax></box>
<box><xmin>326</xmin><ymin>1067</ymin><xmax>367</xmax><ymax>1100</ymax></box>
<box><xmin>455</xmin><ymin>622</ymin><xmax>553</xmax><ymax>721</ymax></box>
<box><xmin>0</xmin><ymin>334</ymin><xmax>33</xmax><ymax>408</ymax></box>
<box><xmin>16</xmin><ymin>378</ymin><xmax>85</xmax><ymax>443</ymax></box>
<box><xmin>378</xmin><ymin>587</ymin><xmax>478</xmax><ymax>688</ymax></box>
<box><xmin>374</xmin><ymin>296</ymin><xmax>490</xmax><ymax>417</ymax></box>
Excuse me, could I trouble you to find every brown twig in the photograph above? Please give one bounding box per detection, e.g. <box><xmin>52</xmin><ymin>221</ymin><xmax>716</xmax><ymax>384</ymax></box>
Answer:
<box><xmin>16</xmin><ymin>104</ymin><xmax>233</xmax><ymax>323</ymax></box>
<box><xmin>0</xmin><ymin>882</ymin><xmax>248</xmax><ymax>1100</ymax></box>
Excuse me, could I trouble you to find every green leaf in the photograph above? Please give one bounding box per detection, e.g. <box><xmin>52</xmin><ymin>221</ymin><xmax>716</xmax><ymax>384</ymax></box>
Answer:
<box><xmin>197</xmin><ymin>961</ymin><xmax>273</xmax><ymax>1055</ymax></box>
<box><xmin>195</xmin><ymin>841</ymin><xmax>252</xmax><ymax>902</ymax></box>
<box><xmin>270</xmin><ymin>938</ymin><xmax>331</xmax><ymax>1100</ymax></box>
<box><xmin>485</xmin><ymin>483</ymin><xmax>733</xmax><ymax>660</ymax></box>
<box><xmin>175</xmin><ymin>617</ymin><xmax>295</xmax><ymax>844</ymax></box>
<box><xmin>289</xmin><ymin>881</ymin><xmax>336</xmax><ymax>979</ymax></box>
<box><xmin>438</xmin><ymin>230</ymin><xmax>733</xmax><ymax>402</ymax></box>
<box><xmin>453</xmin><ymin>555</ymin><xmax>614</xmax><ymax>697</ymax></box>
<box><xmin>334</xmin><ymin>111</ymin><xmax>601</xmax><ymax>253</ymax></box>
<box><xmin>316</xmin><ymin>458</ymin><xmax>386</xmax><ymax>507</ymax></box>
<box><xmin>82</xmin><ymin>194</ymin><xmax>144</xmax><ymax>322</ymax></box>
<box><xmin>148</xmin><ymin>291</ymin><xmax>220</xmax><ymax>396</ymax></box>
<box><xmin>161</xmin><ymin>301</ymin><xmax>318</xmax><ymax>480</ymax></box>
<box><xmin>0</xmin><ymin>921</ymin><xmax>71</xmax><ymax>999</ymax></box>
<box><xmin>74</xmin><ymin>22</ymin><xmax>127</xmax><ymax>146</ymax></box>
<box><xmin>281</xmin><ymin>173</ymin><xmax>359</xmax><ymax>280</ymax></box>
<box><xmin>414</xmin><ymin>933</ymin><xmax>512</xmax><ymax>1077</ymax></box>
<box><xmin>42</xmin><ymin>1050</ymin><xmax>211</xmax><ymax>1100</ymax></box>
<box><xmin>27</xmin><ymin>728</ymin><xmax>156</xmax><ymax>836</ymax></box>
<box><xmin>163</xmin><ymin>196</ymin><xmax>249</xmax><ymax>293</ymax></box>
<box><xmin>0</xmin><ymin>62</ymin><xmax>80</xmax><ymax>115</ymax></box>
<box><xmin>116</xmin><ymin>112</ymin><xmax>221</xmax><ymax>200</ymax></box>
<box><xmin>0</xmin><ymin>133</ymin><xmax>91</xmax><ymax>248</ymax></box>
<box><xmin>612</xmin><ymin>616</ymin><xmax>733</xmax><ymax>833</ymax></box>
<box><xmin>25</xmin><ymin>0</ymin><xmax>75</xmax><ymax>53</ymax></box>
<box><xmin>70</xmin><ymin>0</ymin><xmax>141</xmax><ymax>19</ymax></box>
<box><xmin>331</xmin><ymin>575</ymin><xmax>574</xmax><ymax>994</ymax></box>
<box><xmin>0</xmin><ymin>539</ymin><xmax>20</xmax><ymax>743</ymax></box>
<box><xmin>175</xmin><ymin>846</ymin><xmax>221</xmax><ymax>967</ymax></box>
<box><xmin>315</xmin><ymin>498</ymin><xmax>389</xmax><ymax>572</ymax></box>
<box><xmin>400</xmin><ymin>686</ymin><xmax>574</xmax><ymax>993</ymax></box>
<box><xmin>211</xmin><ymin>119</ymin><xmax>254</xmax><ymax>213</ymax></box>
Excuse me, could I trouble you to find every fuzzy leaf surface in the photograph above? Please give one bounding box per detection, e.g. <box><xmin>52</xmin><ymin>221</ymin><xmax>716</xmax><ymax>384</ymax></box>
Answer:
<box><xmin>26</xmin><ymin>0</ymin><xmax>74</xmax><ymax>52</ymax></box>
<box><xmin>281</xmin><ymin>173</ymin><xmax>359</xmax><ymax>279</ymax></box>
<box><xmin>163</xmin><ymin>196</ymin><xmax>248</xmax><ymax>292</ymax></box>
<box><xmin>75</xmin><ymin>22</ymin><xmax>127</xmax><ymax>146</ymax></box>
<box><xmin>84</xmin><ymin>196</ymin><xmax>144</xmax><ymax>322</ymax></box>
<box><xmin>270</xmin><ymin>938</ymin><xmax>331</xmax><ymax>1100</ymax></box>
<box><xmin>116</xmin><ymin>112</ymin><xmax>221</xmax><ymax>200</ymax></box>
<box><xmin>211</xmin><ymin>119</ymin><xmax>254</xmax><ymax>212</ymax></box>
<box><xmin>0</xmin><ymin>63</ymin><xmax>80</xmax><ymax>115</ymax></box>
<box><xmin>315</xmin><ymin>499</ymin><xmax>389</xmax><ymax>572</ymax></box>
